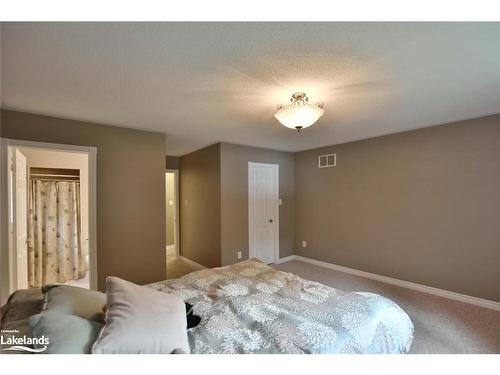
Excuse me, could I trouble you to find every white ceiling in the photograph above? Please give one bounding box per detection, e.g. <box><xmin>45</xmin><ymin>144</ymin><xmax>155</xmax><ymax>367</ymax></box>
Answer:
<box><xmin>1</xmin><ymin>22</ymin><xmax>499</xmax><ymax>156</ymax></box>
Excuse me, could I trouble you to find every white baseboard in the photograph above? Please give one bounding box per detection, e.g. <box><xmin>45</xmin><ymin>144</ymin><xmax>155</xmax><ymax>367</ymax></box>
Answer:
<box><xmin>179</xmin><ymin>256</ymin><xmax>206</xmax><ymax>269</ymax></box>
<box><xmin>276</xmin><ymin>255</ymin><xmax>296</xmax><ymax>264</ymax></box>
<box><xmin>278</xmin><ymin>255</ymin><xmax>500</xmax><ymax>312</ymax></box>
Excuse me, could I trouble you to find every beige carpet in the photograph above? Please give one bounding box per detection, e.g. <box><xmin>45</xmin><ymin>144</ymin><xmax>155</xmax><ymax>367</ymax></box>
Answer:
<box><xmin>166</xmin><ymin>253</ymin><xmax>204</xmax><ymax>280</ymax></box>
<box><xmin>275</xmin><ymin>260</ymin><xmax>500</xmax><ymax>354</ymax></box>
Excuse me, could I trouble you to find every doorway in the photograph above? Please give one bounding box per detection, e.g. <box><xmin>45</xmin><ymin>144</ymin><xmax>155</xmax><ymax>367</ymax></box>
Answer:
<box><xmin>0</xmin><ymin>139</ymin><xmax>97</xmax><ymax>305</ymax></box>
<box><xmin>248</xmin><ymin>162</ymin><xmax>279</xmax><ymax>264</ymax></box>
<box><xmin>165</xmin><ymin>170</ymin><xmax>179</xmax><ymax>260</ymax></box>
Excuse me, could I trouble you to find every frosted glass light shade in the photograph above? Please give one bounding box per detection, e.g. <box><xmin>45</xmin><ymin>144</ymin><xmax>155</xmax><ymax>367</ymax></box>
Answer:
<box><xmin>274</xmin><ymin>92</ymin><xmax>324</xmax><ymax>131</ymax></box>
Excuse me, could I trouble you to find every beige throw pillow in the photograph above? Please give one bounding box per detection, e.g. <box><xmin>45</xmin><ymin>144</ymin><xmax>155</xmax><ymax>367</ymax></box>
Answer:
<box><xmin>92</xmin><ymin>277</ymin><xmax>189</xmax><ymax>354</ymax></box>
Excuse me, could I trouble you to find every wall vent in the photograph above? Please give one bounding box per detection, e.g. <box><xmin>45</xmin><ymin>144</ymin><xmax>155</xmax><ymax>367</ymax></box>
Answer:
<box><xmin>318</xmin><ymin>153</ymin><xmax>336</xmax><ymax>168</ymax></box>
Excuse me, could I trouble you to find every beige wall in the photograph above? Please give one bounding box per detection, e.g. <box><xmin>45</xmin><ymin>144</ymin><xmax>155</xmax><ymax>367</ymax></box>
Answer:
<box><xmin>179</xmin><ymin>142</ymin><xmax>294</xmax><ymax>267</ymax></box>
<box><xmin>19</xmin><ymin>148</ymin><xmax>90</xmax><ymax>259</ymax></box>
<box><xmin>166</xmin><ymin>172</ymin><xmax>175</xmax><ymax>247</ymax></box>
<box><xmin>6</xmin><ymin>109</ymin><xmax>496</xmax><ymax>302</ymax></box>
<box><xmin>166</xmin><ymin>156</ymin><xmax>180</xmax><ymax>170</ymax></box>
<box><xmin>220</xmin><ymin>143</ymin><xmax>294</xmax><ymax>266</ymax></box>
<box><xmin>179</xmin><ymin>144</ymin><xmax>221</xmax><ymax>268</ymax></box>
<box><xmin>1</xmin><ymin>110</ymin><xmax>167</xmax><ymax>290</ymax></box>
<box><xmin>294</xmin><ymin>114</ymin><xmax>500</xmax><ymax>302</ymax></box>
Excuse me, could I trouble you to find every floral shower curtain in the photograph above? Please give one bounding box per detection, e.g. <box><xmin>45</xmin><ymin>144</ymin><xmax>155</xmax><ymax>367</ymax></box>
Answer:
<box><xmin>27</xmin><ymin>180</ymin><xmax>87</xmax><ymax>287</ymax></box>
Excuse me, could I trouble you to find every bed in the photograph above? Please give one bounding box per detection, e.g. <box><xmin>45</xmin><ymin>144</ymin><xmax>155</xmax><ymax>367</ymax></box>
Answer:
<box><xmin>1</xmin><ymin>259</ymin><xmax>413</xmax><ymax>354</ymax></box>
<box><xmin>150</xmin><ymin>259</ymin><xmax>414</xmax><ymax>354</ymax></box>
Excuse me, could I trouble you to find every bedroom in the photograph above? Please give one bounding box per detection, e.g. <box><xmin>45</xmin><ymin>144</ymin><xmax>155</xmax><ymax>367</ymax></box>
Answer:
<box><xmin>0</xmin><ymin>2</ymin><xmax>499</xmax><ymax>374</ymax></box>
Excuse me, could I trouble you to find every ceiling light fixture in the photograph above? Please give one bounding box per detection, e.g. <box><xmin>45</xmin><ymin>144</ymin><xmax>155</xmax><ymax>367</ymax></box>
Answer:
<box><xmin>274</xmin><ymin>92</ymin><xmax>324</xmax><ymax>131</ymax></box>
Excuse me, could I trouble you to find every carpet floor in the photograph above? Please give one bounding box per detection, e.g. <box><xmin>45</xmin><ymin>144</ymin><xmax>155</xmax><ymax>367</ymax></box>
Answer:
<box><xmin>166</xmin><ymin>253</ymin><xmax>204</xmax><ymax>280</ymax></box>
<box><xmin>165</xmin><ymin>256</ymin><xmax>500</xmax><ymax>353</ymax></box>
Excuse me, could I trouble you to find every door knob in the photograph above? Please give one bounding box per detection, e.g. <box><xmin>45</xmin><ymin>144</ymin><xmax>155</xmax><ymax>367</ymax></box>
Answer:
<box><xmin>269</xmin><ymin>219</ymin><xmax>273</xmax><ymax>223</ymax></box>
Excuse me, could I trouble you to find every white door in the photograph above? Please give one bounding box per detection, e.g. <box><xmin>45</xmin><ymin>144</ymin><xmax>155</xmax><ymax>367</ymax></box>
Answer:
<box><xmin>13</xmin><ymin>149</ymin><xmax>29</xmax><ymax>290</ymax></box>
<box><xmin>248</xmin><ymin>162</ymin><xmax>279</xmax><ymax>264</ymax></box>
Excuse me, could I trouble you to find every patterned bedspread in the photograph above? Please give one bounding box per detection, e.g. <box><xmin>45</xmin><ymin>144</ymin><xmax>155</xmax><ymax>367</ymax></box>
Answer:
<box><xmin>149</xmin><ymin>259</ymin><xmax>414</xmax><ymax>354</ymax></box>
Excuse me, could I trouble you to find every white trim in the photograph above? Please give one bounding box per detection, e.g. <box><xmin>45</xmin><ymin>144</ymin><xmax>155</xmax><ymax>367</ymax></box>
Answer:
<box><xmin>88</xmin><ymin>147</ymin><xmax>98</xmax><ymax>291</ymax></box>
<box><xmin>11</xmin><ymin>149</ymin><xmax>29</xmax><ymax>290</ymax></box>
<box><xmin>248</xmin><ymin>162</ymin><xmax>280</xmax><ymax>264</ymax></box>
<box><xmin>179</xmin><ymin>256</ymin><xmax>206</xmax><ymax>269</ymax></box>
<box><xmin>0</xmin><ymin>138</ymin><xmax>98</xmax><ymax>303</ymax></box>
<box><xmin>276</xmin><ymin>255</ymin><xmax>296</xmax><ymax>264</ymax></box>
<box><xmin>7</xmin><ymin>147</ymin><xmax>16</xmax><ymax>293</ymax></box>
<box><xmin>165</xmin><ymin>169</ymin><xmax>179</xmax><ymax>257</ymax></box>
<box><xmin>0</xmin><ymin>141</ymin><xmax>10</xmax><ymax>305</ymax></box>
<box><xmin>278</xmin><ymin>255</ymin><xmax>500</xmax><ymax>311</ymax></box>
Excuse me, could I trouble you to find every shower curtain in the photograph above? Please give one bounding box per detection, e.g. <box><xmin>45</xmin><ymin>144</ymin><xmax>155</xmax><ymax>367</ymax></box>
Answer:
<box><xmin>27</xmin><ymin>180</ymin><xmax>87</xmax><ymax>287</ymax></box>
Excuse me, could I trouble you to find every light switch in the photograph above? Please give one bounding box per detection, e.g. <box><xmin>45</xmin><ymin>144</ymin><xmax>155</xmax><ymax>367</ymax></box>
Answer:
<box><xmin>279</xmin><ymin>198</ymin><xmax>283</xmax><ymax>206</ymax></box>
<box><xmin>168</xmin><ymin>200</ymin><xmax>174</xmax><ymax>206</ymax></box>
<box><xmin>302</xmin><ymin>241</ymin><xmax>307</xmax><ymax>248</ymax></box>
<box><xmin>184</xmin><ymin>200</ymin><xmax>188</xmax><ymax>207</ymax></box>
<box><xmin>237</xmin><ymin>251</ymin><xmax>242</xmax><ymax>260</ymax></box>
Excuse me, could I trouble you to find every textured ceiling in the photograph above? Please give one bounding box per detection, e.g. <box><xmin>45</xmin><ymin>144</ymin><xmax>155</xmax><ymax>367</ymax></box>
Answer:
<box><xmin>1</xmin><ymin>22</ymin><xmax>499</xmax><ymax>155</ymax></box>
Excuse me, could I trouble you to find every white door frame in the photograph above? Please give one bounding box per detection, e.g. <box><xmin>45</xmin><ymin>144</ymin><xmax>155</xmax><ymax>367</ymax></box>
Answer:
<box><xmin>248</xmin><ymin>162</ymin><xmax>279</xmax><ymax>264</ymax></box>
<box><xmin>0</xmin><ymin>138</ymin><xmax>98</xmax><ymax>304</ymax></box>
<box><xmin>12</xmin><ymin>148</ymin><xmax>29</xmax><ymax>290</ymax></box>
<box><xmin>166</xmin><ymin>169</ymin><xmax>179</xmax><ymax>256</ymax></box>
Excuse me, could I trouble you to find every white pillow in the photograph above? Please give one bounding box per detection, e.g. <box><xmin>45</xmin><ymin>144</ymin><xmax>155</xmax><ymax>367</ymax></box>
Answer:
<box><xmin>92</xmin><ymin>277</ymin><xmax>189</xmax><ymax>354</ymax></box>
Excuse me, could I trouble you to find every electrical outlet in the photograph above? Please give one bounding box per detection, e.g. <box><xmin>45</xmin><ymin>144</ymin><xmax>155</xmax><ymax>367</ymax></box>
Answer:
<box><xmin>237</xmin><ymin>251</ymin><xmax>242</xmax><ymax>260</ymax></box>
<box><xmin>302</xmin><ymin>240</ymin><xmax>307</xmax><ymax>248</ymax></box>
